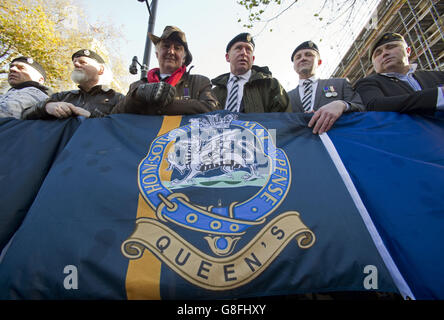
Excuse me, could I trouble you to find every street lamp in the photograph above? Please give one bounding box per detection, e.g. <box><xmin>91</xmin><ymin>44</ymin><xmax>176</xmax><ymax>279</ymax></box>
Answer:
<box><xmin>129</xmin><ymin>0</ymin><xmax>158</xmax><ymax>79</ymax></box>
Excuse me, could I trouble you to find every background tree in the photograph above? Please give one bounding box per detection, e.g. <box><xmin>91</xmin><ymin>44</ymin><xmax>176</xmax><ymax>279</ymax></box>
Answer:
<box><xmin>0</xmin><ymin>0</ymin><xmax>128</xmax><ymax>93</ymax></box>
<box><xmin>237</xmin><ymin>0</ymin><xmax>360</xmax><ymax>34</ymax></box>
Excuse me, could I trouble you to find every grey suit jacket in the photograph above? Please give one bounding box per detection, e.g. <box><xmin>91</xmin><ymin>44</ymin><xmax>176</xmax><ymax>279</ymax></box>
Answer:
<box><xmin>288</xmin><ymin>78</ymin><xmax>364</xmax><ymax>113</ymax></box>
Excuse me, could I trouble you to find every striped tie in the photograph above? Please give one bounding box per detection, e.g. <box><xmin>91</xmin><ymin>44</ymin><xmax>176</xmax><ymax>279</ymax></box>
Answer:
<box><xmin>301</xmin><ymin>79</ymin><xmax>313</xmax><ymax>112</ymax></box>
<box><xmin>226</xmin><ymin>76</ymin><xmax>240</xmax><ymax>112</ymax></box>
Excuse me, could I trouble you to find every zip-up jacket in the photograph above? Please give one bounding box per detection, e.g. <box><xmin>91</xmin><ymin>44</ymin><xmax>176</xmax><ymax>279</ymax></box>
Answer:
<box><xmin>211</xmin><ymin>65</ymin><xmax>290</xmax><ymax>113</ymax></box>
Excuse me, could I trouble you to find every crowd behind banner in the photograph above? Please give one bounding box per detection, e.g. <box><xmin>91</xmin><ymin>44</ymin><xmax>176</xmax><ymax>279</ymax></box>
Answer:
<box><xmin>1</xmin><ymin>27</ymin><xmax>443</xmax><ymax>128</ymax></box>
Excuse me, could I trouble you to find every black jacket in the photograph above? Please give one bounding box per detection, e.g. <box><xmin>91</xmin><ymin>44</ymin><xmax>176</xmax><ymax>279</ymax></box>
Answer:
<box><xmin>22</xmin><ymin>85</ymin><xmax>124</xmax><ymax>119</ymax></box>
<box><xmin>354</xmin><ymin>70</ymin><xmax>444</xmax><ymax>114</ymax></box>
<box><xmin>111</xmin><ymin>70</ymin><xmax>218</xmax><ymax>115</ymax></box>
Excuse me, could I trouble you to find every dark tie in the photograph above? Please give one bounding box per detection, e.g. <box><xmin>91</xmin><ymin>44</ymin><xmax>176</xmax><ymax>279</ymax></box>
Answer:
<box><xmin>226</xmin><ymin>76</ymin><xmax>240</xmax><ymax>112</ymax></box>
<box><xmin>301</xmin><ymin>79</ymin><xmax>313</xmax><ymax>112</ymax></box>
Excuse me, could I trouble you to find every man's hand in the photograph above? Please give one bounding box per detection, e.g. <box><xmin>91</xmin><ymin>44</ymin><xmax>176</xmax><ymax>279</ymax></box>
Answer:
<box><xmin>134</xmin><ymin>82</ymin><xmax>176</xmax><ymax>107</ymax></box>
<box><xmin>307</xmin><ymin>100</ymin><xmax>347</xmax><ymax>134</ymax></box>
<box><xmin>45</xmin><ymin>102</ymin><xmax>91</xmax><ymax>118</ymax></box>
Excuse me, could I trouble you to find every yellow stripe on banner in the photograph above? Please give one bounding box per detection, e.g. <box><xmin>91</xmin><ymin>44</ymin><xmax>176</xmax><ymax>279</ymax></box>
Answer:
<box><xmin>126</xmin><ymin>115</ymin><xmax>183</xmax><ymax>300</ymax></box>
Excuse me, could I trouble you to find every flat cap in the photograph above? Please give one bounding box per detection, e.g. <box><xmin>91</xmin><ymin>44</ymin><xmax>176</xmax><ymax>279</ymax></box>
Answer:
<box><xmin>11</xmin><ymin>56</ymin><xmax>46</xmax><ymax>80</ymax></box>
<box><xmin>72</xmin><ymin>49</ymin><xmax>105</xmax><ymax>64</ymax></box>
<box><xmin>149</xmin><ymin>26</ymin><xmax>193</xmax><ymax>66</ymax></box>
<box><xmin>226</xmin><ymin>33</ymin><xmax>255</xmax><ymax>53</ymax></box>
<box><xmin>369</xmin><ymin>32</ymin><xmax>406</xmax><ymax>61</ymax></box>
<box><xmin>291</xmin><ymin>41</ymin><xmax>319</xmax><ymax>62</ymax></box>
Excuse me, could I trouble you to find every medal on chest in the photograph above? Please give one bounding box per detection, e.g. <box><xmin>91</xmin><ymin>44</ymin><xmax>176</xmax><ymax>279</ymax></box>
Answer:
<box><xmin>323</xmin><ymin>86</ymin><xmax>338</xmax><ymax>98</ymax></box>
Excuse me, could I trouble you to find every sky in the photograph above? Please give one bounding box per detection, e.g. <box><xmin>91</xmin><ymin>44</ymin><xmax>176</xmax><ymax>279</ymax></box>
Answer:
<box><xmin>77</xmin><ymin>0</ymin><xmax>379</xmax><ymax>92</ymax></box>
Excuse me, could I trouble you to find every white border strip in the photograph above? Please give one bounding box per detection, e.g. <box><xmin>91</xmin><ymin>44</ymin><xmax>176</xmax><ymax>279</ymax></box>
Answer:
<box><xmin>319</xmin><ymin>133</ymin><xmax>415</xmax><ymax>300</ymax></box>
<box><xmin>0</xmin><ymin>233</ymin><xmax>15</xmax><ymax>264</ymax></box>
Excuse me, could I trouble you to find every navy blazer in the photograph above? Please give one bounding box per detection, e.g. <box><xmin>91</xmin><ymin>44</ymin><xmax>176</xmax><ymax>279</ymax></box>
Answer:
<box><xmin>354</xmin><ymin>70</ymin><xmax>444</xmax><ymax>114</ymax></box>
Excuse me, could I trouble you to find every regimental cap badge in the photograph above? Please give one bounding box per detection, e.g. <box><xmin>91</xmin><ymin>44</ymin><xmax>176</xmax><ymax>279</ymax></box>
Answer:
<box><xmin>26</xmin><ymin>58</ymin><xmax>34</xmax><ymax>64</ymax></box>
<box><xmin>84</xmin><ymin>49</ymin><xmax>90</xmax><ymax>56</ymax></box>
<box><xmin>308</xmin><ymin>41</ymin><xmax>314</xmax><ymax>48</ymax></box>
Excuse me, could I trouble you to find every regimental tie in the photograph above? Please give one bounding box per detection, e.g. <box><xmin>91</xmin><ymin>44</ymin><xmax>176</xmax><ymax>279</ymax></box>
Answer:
<box><xmin>301</xmin><ymin>79</ymin><xmax>313</xmax><ymax>112</ymax></box>
<box><xmin>226</xmin><ymin>76</ymin><xmax>240</xmax><ymax>112</ymax></box>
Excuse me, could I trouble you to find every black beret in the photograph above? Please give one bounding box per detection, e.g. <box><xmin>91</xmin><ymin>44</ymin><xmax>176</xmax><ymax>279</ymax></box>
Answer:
<box><xmin>10</xmin><ymin>56</ymin><xmax>46</xmax><ymax>80</ymax></box>
<box><xmin>291</xmin><ymin>41</ymin><xmax>319</xmax><ymax>62</ymax></box>
<box><xmin>226</xmin><ymin>33</ymin><xmax>255</xmax><ymax>53</ymax></box>
<box><xmin>72</xmin><ymin>49</ymin><xmax>105</xmax><ymax>64</ymax></box>
<box><xmin>369</xmin><ymin>32</ymin><xmax>406</xmax><ymax>61</ymax></box>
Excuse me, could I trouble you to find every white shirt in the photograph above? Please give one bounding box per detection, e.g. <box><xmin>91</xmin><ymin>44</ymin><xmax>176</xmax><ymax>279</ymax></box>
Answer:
<box><xmin>298</xmin><ymin>76</ymin><xmax>319</xmax><ymax>112</ymax></box>
<box><xmin>225</xmin><ymin>69</ymin><xmax>252</xmax><ymax>112</ymax></box>
<box><xmin>438</xmin><ymin>89</ymin><xmax>444</xmax><ymax>110</ymax></box>
<box><xmin>297</xmin><ymin>76</ymin><xmax>350</xmax><ymax>111</ymax></box>
<box><xmin>160</xmin><ymin>73</ymin><xmax>171</xmax><ymax>80</ymax></box>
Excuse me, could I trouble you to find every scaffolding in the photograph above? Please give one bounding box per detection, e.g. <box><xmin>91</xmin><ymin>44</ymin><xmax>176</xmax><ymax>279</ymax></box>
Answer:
<box><xmin>331</xmin><ymin>0</ymin><xmax>444</xmax><ymax>85</ymax></box>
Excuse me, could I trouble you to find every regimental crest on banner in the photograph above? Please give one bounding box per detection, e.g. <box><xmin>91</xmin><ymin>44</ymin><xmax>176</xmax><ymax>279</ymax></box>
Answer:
<box><xmin>122</xmin><ymin>113</ymin><xmax>315</xmax><ymax>290</ymax></box>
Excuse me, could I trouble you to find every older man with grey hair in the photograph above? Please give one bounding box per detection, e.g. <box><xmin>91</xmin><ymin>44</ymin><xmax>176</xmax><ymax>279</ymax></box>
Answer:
<box><xmin>111</xmin><ymin>25</ymin><xmax>218</xmax><ymax>115</ymax></box>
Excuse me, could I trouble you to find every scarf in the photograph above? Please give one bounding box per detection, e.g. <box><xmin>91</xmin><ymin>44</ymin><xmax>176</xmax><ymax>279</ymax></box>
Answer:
<box><xmin>147</xmin><ymin>65</ymin><xmax>186</xmax><ymax>87</ymax></box>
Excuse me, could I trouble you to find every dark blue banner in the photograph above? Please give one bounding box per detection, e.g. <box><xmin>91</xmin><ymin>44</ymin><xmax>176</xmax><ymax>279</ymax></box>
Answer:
<box><xmin>0</xmin><ymin>117</ymin><xmax>80</xmax><ymax>251</ymax></box>
<box><xmin>0</xmin><ymin>111</ymin><xmax>442</xmax><ymax>300</ymax></box>
<box><xmin>328</xmin><ymin>112</ymin><xmax>444</xmax><ymax>300</ymax></box>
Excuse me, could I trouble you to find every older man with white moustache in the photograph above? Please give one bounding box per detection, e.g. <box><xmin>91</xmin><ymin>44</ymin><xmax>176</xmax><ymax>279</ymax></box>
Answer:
<box><xmin>22</xmin><ymin>49</ymin><xmax>123</xmax><ymax>119</ymax></box>
<box><xmin>0</xmin><ymin>57</ymin><xmax>49</xmax><ymax>119</ymax></box>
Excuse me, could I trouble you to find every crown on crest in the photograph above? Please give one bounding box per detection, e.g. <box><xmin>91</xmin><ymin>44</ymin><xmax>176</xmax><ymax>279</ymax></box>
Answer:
<box><xmin>190</xmin><ymin>114</ymin><xmax>237</xmax><ymax>129</ymax></box>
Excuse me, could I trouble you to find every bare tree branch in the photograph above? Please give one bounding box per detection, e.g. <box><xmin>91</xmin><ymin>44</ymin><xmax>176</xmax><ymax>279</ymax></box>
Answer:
<box><xmin>0</xmin><ymin>45</ymin><xmax>12</xmax><ymax>59</ymax></box>
<box><xmin>253</xmin><ymin>0</ymin><xmax>299</xmax><ymax>36</ymax></box>
<box><xmin>324</xmin><ymin>0</ymin><xmax>358</xmax><ymax>26</ymax></box>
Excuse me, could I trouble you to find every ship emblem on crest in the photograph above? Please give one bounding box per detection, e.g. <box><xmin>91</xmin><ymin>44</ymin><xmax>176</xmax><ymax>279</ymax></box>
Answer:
<box><xmin>122</xmin><ymin>113</ymin><xmax>315</xmax><ymax>290</ymax></box>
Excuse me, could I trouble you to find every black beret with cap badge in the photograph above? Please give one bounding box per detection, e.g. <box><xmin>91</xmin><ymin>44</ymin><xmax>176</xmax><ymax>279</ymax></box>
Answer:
<box><xmin>226</xmin><ymin>33</ymin><xmax>255</xmax><ymax>53</ymax></box>
<box><xmin>291</xmin><ymin>41</ymin><xmax>319</xmax><ymax>62</ymax></box>
<box><xmin>369</xmin><ymin>32</ymin><xmax>406</xmax><ymax>62</ymax></box>
<box><xmin>72</xmin><ymin>49</ymin><xmax>105</xmax><ymax>64</ymax></box>
<box><xmin>10</xmin><ymin>56</ymin><xmax>46</xmax><ymax>80</ymax></box>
